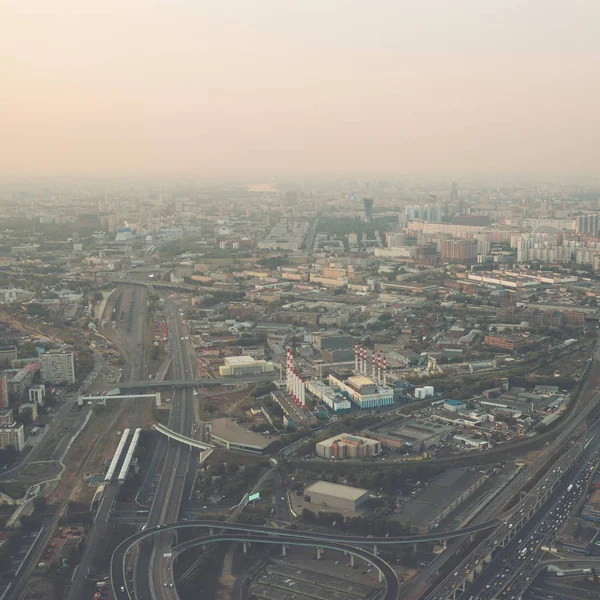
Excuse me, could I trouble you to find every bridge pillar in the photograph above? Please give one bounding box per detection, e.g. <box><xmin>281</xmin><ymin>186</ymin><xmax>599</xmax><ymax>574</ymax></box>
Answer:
<box><xmin>378</xmin><ymin>570</ymin><xmax>384</xmax><ymax>583</ymax></box>
<box><xmin>242</xmin><ymin>542</ymin><xmax>247</xmax><ymax>554</ymax></box>
<box><xmin>373</xmin><ymin>544</ymin><xmax>377</xmax><ymax>556</ymax></box>
<box><xmin>413</xmin><ymin>543</ymin><xmax>418</xmax><ymax>553</ymax></box>
<box><xmin>155</xmin><ymin>392</ymin><xmax>161</xmax><ymax>407</ymax></box>
<box><xmin>316</xmin><ymin>547</ymin><xmax>322</xmax><ymax>560</ymax></box>
<box><xmin>442</xmin><ymin>539</ymin><xmax>447</xmax><ymax>550</ymax></box>
<box><xmin>350</xmin><ymin>554</ymin><xmax>355</xmax><ymax>568</ymax></box>
<box><xmin>281</xmin><ymin>544</ymin><xmax>287</xmax><ymax>557</ymax></box>
<box><xmin>209</xmin><ymin>528</ymin><xmax>214</xmax><ymax>537</ymax></box>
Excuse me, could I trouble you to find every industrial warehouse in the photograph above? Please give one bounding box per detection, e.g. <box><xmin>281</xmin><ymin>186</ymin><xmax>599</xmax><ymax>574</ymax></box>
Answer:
<box><xmin>303</xmin><ymin>481</ymin><xmax>370</xmax><ymax>513</ymax></box>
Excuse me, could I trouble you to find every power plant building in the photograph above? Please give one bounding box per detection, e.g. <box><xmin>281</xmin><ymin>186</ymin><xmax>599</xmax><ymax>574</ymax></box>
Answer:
<box><xmin>305</xmin><ymin>380</ymin><xmax>351</xmax><ymax>412</ymax></box>
<box><xmin>327</xmin><ymin>373</ymin><xmax>393</xmax><ymax>410</ymax></box>
<box><xmin>316</xmin><ymin>433</ymin><xmax>381</xmax><ymax>459</ymax></box>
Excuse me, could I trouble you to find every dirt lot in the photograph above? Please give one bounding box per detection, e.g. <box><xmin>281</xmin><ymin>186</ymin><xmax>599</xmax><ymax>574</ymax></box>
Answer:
<box><xmin>197</xmin><ymin>386</ymin><xmax>257</xmax><ymax>421</ymax></box>
<box><xmin>21</xmin><ymin>576</ymin><xmax>61</xmax><ymax>600</ymax></box>
<box><xmin>36</xmin><ymin>420</ymin><xmax>80</xmax><ymax>461</ymax></box>
<box><xmin>215</xmin><ymin>573</ymin><xmax>235</xmax><ymax>600</ymax></box>
<box><xmin>45</xmin><ymin>405</ymin><xmax>129</xmax><ymax>505</ymax></box>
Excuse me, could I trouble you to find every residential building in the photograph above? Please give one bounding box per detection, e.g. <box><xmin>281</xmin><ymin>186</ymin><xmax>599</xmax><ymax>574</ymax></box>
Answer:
<box><xmin>0</xmin><ymin>423</ymin><xmax>25</xmax><ymax>451</ymax></box>
<box><xmin>483</xmin><ymin>335</ymin><xmax>532</xmax><ymax>351</ymax></box>
<box><xmin>316</xmin><ymin>433</ymin><xmax>381</xmax><ymax>459</ymax></box>
<box><xmin>40</xmin><ymin>351</ymin><xmax>76</xmax><ymax>384</ymax></box>
<box><xmin>0</xmin><ymin>346</ymin><xmax>17</xmax><ymax>366</ymax></box>
<box><xmin>441</xmin><ymin>239</ymin><xmax>478</xmax><ymax>263</ymax></box>
<box><xmin>0</xmin><ymin>408</ymin><xmax>14</xmax><ymax>427</ymax></box>
<box><xmin>0</xmin><ymin>408</ymin><xmax>25</xmax><ymax>451</ymax></box>
<box><xmin>576</xmin><ymin>214</ymin><xmax>600</xmax><ymax>237</ymax></box>
<box><xmin>0</xmin><ymin>375</ymin><xmax>8</xmax><ymax>410</ymax></box>
<box><xmin>29</xmin><ymin>385</ymin><xmax>46</xmax><ymax>406</ymax></box>
<box><xmin>2</xmin><ymin>366</ymin><xmax>36</xmax><ymax>400</ymax></box>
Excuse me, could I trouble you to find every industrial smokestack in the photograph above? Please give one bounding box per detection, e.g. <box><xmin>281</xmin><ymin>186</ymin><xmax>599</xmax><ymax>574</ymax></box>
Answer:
<box><xmin>382</xmin><ymin>356</ymin><xmax>387</xmax><ymax>387</ymax></box>
<box><xmin>286</xmin><ymin>348</ymin><xmax>293</xmax><ymax>394</ymax></box>
<box><xmin>293</xmin><ymin>370</ymin><xmax>299</xmax><ymax>404</ymax></box>
<box><xmin>354</xmin><ymin>342</ymin><xmax>359</xmax><ymax>373</ymax></box>
<box><xmin>377</xmin><ymin>353</ymin><xmax>382</xmax><ymax>385</ymax></box>
<box><xmin>371</xmin><ymin>351</ymin><xmax>376</xmax><ymax>379</ymax></box>
<box><xmin>359</xmin><ymin>346</ymin><xmax>364</xmax><ymax>375</ymax></box>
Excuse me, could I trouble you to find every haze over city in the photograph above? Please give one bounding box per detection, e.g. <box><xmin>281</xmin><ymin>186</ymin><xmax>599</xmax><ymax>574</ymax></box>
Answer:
<box><xmin>5</xmin><ymin>4</ymin><xmax>600</xmax><ymax>600</ymax></box>
<box><xmin>3</xmin><ymin>0</ymin><xmax>600</xmax><ymax>178</ymax></box>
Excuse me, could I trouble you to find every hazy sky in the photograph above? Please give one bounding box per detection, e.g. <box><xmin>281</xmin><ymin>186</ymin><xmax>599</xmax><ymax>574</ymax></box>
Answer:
<box><xmin>2</xmin><ymin>1</ymin><xmax>600</xmax><ymax>178</ymax></box>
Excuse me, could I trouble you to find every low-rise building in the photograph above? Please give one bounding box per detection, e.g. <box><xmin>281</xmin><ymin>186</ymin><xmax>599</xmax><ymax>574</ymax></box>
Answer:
<box><xmin>28</xmin><ymin>385</ymin><xmax>46</xmax><ymax>406</ymax></box>
<box><xmin>368</xmin><ymin>418</ymin><xmax>453</xmax><ymax>452</ymax></box>
<box><xmin>218</xmin><ymin>355</ymin><xmax>275</xmax><ymax>377</ymax></box>
<box><xmin>303</xmin><ymin>481</ymin><xmax>369</xmax><ymax>513</ymax></box>
<box><xmin>556</xmin><ymin>518</ymin><xmax>599</xmax><ymax>555</ymax></box>
<box><xmin>444</xmin><ymin>399</ymin><xmax>467</xmax><ymax>412</ymax></box>
<box><xmin>396</xmin><ymin>468</ymin><xmax>488</xmax><ymax>532</ymax></box>
<box><xmin>19</xmin><ymin>402</ymin><xmax>38</xmax><ymax>422</ymax></box>
<box><xmin>270</xmin><ymin>391</ymin><xmax>318</xmax><ymax>429</ymax></box>
<box><xmin>316</xmin><ymin>433</ymin><xmax>381</xmax><ymax>459</ymax></box>
<box><xmin>209</xmin><ymin>418</ymin><xmax>271</xmax><ymax>454</ymax></box>
<box><xmin>306</xmin><ymin>380</ymin><xmax>352</xmax><ymax>412</ymax></box>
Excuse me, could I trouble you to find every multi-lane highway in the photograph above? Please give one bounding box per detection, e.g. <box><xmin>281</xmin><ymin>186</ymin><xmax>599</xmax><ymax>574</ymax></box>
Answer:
<box><xmin>424</xmin><ymin>420</ymin><xmax>600</xmax><ymax>600</ymax></box>
<box><xmin>132</xmin><ymin>299</ymin><xmax>196</xmax><ymax>600</ymax></box>
<box><xmin>469</xmin><ymin>448</ymin><xmax>600</xmax><ymax>600</ymax></box>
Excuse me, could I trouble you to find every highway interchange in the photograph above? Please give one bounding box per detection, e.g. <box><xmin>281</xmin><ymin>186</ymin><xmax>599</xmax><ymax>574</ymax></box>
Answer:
<box><xmin>10</xmin><ymin>283</ymin><xmax>600</xmax><ymax>600</ymax></box>
<box><xmin>104</xmin><ymin>318</ymin><xmax>600</xmax><ymax>600</ymax></box>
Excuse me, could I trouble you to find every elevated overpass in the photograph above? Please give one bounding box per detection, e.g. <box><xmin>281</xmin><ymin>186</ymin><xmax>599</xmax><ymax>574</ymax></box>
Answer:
<box><xmin>111</xmin><ymin>517</ymin><xmax>499</xmax><ymax>551</ymax></box>
<box><xmin>152</xmin><ymin>423</ymin><xmax>214</xmax><ymax>451</ymax></box>
<box><xmin>116</xmin><ymin>372</ymin><xmax>276</xmax><ymax>391</ymax></box>
<box><xmin>112</xmin><ymin>530</ymin><xmax>398</xmax><ymax>600</ymax></box>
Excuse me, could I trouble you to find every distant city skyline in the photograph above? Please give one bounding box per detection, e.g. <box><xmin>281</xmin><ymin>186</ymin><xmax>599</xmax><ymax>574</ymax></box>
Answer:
<box><xmin>2</xmin><ymin>1</ymin><xmax>600</xmax><ymax>177</ymax></box>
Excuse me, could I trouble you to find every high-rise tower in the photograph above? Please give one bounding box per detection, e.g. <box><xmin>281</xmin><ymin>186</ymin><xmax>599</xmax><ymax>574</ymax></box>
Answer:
<box><xmin>363</xmin><ymin>198</ymin><xmax>374</xmax><ymax>223</ymax></box>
